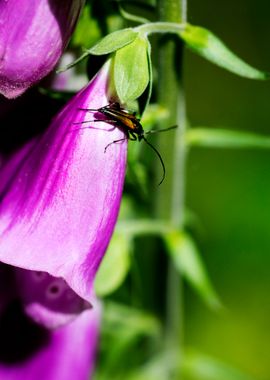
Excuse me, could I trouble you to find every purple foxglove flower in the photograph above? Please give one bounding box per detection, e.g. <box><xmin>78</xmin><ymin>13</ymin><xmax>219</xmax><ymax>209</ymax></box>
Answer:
<box><xmin>0</xmin><ymin>61</ymin><xmax>127</xmax><ymax>328</ymax></box>
<box><xmin>48</xmin><ymin>52</ymin><xmax>88</xmax><ymax>92</ymax></box>
<box><xmin>0</xmin><ymin>0</ymin><xmax>85</xmax><ymax>99</ymax></box>
<box><xmin>0</xmin><ymin>265</ymin><xmax>101</xmax><ymax>380</ymax></box>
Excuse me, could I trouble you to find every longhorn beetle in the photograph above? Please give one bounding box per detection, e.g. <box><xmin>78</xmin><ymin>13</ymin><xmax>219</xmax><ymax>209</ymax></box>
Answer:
<box><xmin>78</xmin><ymin>102</ymin><xmax>176</xmax><ymax>185</ymax></box>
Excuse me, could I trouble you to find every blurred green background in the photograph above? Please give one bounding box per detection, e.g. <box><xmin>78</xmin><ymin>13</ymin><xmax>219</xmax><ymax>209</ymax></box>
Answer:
<box><xmin>184</xmin><ymin>0</ymin><xmax>270</xmax><ymax>378</ymax></box>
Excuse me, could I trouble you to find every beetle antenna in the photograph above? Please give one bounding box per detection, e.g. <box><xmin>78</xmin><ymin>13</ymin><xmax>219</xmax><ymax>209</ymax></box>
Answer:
<box><xmin>144</xmin><ymin>125</ymin><xmax>177</xmax><ymax>135</ymax></box>
<box><xmin>142</xmin><ymin>136</ymin><xmax>165</xmax><ymax>185</ymax></box>
<box><xmin>78</xmin><ymin>108</ymin><xmax>98</xmax><ymax>112</ymax></box>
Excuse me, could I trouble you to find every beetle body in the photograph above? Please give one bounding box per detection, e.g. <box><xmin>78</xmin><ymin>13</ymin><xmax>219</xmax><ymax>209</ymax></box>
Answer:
<box><xmin>79</xmin><ymin>102</ymin><xmax>176</xmax><ymax>185</ymax></box>
<box><xmin>93</xmin><ymin>102</ymin><xmax>144</xmax><ymax>141</ymax></box>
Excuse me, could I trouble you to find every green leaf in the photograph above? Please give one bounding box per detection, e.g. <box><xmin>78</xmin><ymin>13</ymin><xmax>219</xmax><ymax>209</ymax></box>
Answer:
<box><xmin>127</xmin><ymin>352</ymin><xmax>178</xmax><ymax>380</ymax></box>
<box><xmin>180</xmin><ymin>24</ymin><xmax>269</xmax><ymax>80</ymax></box>
<box><xmin>187</xmin><ymin>128</ymin><xmax>270</xmax><ymax>149</ymax></box>
<box><xmin>103</xmin><ymin>302</ymin><xmax>161</xmax><ymax>338</ymax></box>
<box><xmin>90</xmin><ymin>28</ymin><xmax>138</xmax><ymax>55</ymax></box>
<box><xmin>94</xmin><ymin>234</ymin><xmax>131</xmax><ymax>296</ymax></box>
<box><xmin>165</xmin><ymin>232</ymin><xmax>222</xmax><ymax>310</ymax></box>
<box><xmin>182</xmin><ymin>349</ymin><xmax>257</xmax><ymax>380</ymax></box>
<box><xmin>114</xmin><ymin>36</ymin><xmax>150</xmax><ymax>102</ymax></box>
<box><xmin>96</xmin><ymin>302</ymin><xmax>161</xmax><ymax>378</ymax></box>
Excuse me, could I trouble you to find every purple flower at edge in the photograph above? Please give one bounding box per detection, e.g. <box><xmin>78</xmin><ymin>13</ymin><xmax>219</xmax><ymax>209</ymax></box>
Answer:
<box><xmin>0</xmin><ymin>61</ymin><xmax>127</xmax><ymax>331</ymax></box>
<box><xmin>0</xmin><ymin>0</ymin><xmax>85</xmax><ymax>99</ymax></box>
<box><xmin>0</xmin><ymin>265</ymin><xmax>101</xmax><ymax>380</ymax></box>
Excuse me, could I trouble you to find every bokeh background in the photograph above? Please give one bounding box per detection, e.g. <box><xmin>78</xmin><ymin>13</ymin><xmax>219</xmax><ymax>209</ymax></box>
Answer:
<box><xmin>184</xmin><ymin>0</ymin><xmax>270</xmax><ymax>378</ymax></box>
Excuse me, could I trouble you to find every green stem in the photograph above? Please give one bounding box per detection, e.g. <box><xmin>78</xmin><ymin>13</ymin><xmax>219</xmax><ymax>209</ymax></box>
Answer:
<box><xmin>117</xmin><ymin>220</ymin><xmax>175</xmax><ymax>236</ymax></box>
<box><xmin>155</xmin><ymin>0</ymin><xmax>187</xmax><ymax>373</ymax></box>
<box><xmin>135</xmin><ymin>21</ymin><xmax>186</xmax><ymax>36</ymax></box>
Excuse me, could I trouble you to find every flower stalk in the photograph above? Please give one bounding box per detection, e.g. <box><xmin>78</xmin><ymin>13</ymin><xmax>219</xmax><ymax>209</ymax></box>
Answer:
<box><xmin>135</xmin><ymin>22</ymin><xmax>186</xmax><ymax>36</ymax></box>
<box><xmin>156</xmin><ymin>0</ymin><xmax>187</xmax><ymax>370</ymax></box>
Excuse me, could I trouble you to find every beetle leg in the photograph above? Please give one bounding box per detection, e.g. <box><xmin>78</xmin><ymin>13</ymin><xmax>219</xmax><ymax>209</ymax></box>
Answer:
<box><xmin>129</xmin><ymin>132</ymin><xmax>138</xmax><ymax>141</ymax></box>
<box><xmin>104</xmin><ymin>138</ymin><xmax>128</xmax><ymax>153</ymax></box>
<box><xmin>73</xmin><ymin>119</ymin><xmax>119</xmax><ymax>125</ymax></box>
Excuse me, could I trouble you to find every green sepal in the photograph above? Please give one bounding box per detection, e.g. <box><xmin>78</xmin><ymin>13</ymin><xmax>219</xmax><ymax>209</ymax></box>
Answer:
<box><xmin>180</xmin><ymin>24</ymin><xmax>269</xmax><ymax>80</ymax></box>
<box><xmin>114</xmin><ymin>36</ymin><xmax>150</xmax><ymax>103</ymax></box>
<box><xmin>89</xmin><ymin>28</ymin><xmax>138</xmax><ymax>55</ymax></box>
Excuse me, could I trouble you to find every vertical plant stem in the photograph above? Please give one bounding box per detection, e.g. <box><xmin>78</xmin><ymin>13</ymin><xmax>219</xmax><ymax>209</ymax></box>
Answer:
<box><xmin>156</xmin><ymin>0</ymin><xmax>187</xmax><ymax>372</ymax></box>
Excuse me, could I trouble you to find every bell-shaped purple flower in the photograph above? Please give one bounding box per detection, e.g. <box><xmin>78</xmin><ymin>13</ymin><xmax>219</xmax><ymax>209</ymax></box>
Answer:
<box><xmin>0</xmin><ymin>61</ymin><xmax>127</xmax><ymax>328</ymax></box>
<box><xmin>0</xmin><ymin>0</ymin><xmax>84</xmax><ymax>98</ymax></box>
<box><xmin>0</xmin><ymin>264</ymin><xmax>101</xmax><ymax>380</ymax></box>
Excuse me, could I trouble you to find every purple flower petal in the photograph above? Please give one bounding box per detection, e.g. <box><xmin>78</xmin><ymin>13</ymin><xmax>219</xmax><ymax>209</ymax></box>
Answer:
<box><xmin>0</xmin><ymin>302</ymin><xmax>101</xmax><ymax>380</ymax></box>
<box><xmin>48</xmin><ymin>52</ymin><xmax>88</xmax><ymax>92</ymax></box>
<box><xmin>0</xmin><ymin>62</ymin><xmax>127</xmax><ymax>320</ymax></box>
<box><xmin>0</xmin><ymin>0</ymin><xmax>84</xmax><ymax>98</ymax></box>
